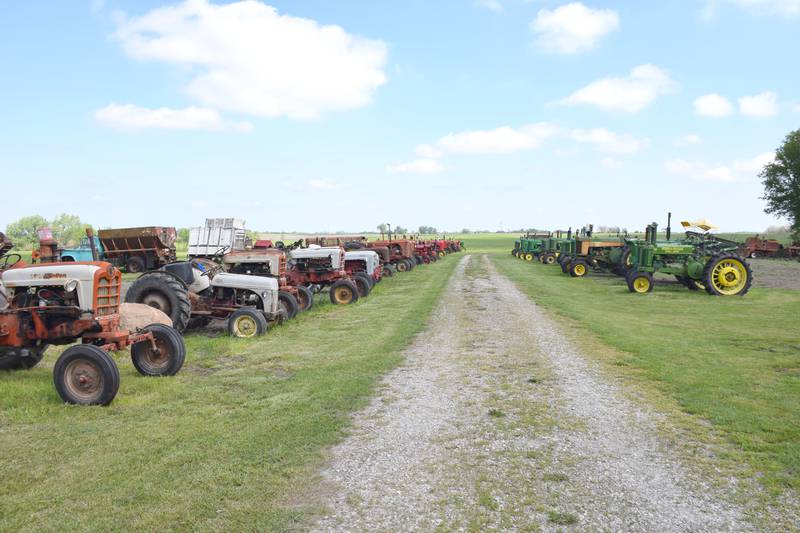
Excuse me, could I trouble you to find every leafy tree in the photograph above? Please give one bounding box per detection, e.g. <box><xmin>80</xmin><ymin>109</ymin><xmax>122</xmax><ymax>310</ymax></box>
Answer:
<box><xmin>376</xmin><ymin>223</ymin><xmax>388</xmax><ymax>234</ymax></box>
<box><xmin>50</xmin><ymin>213</ymin><xmax>88</xmax><ymax>246</ymax></box>
<box><xmin>418</xmin><ymin>225</ymin><xmax>437</xmax><ymax>234</ymax></box>
<box><xmin>461</xmin><ymin>228</ymin><xmax>472</xmax><ymax>234</ymax></box>
<box><xmin>394</xmin><ymin>226</ymin><xmax>408</xmax><ymax>235</ymax></box>
<box><xmin>6</xmin><ymin>215</ymin><xmax>48</xmax><ymax>250</ymax></box>
<box><xmin>761</xmin><ymin>129</ymin><xmax>800</xmax><ymax>240</ymax></box>
<box><xmin>176</xmin><ymin>228</ymin><xmax>190</xmax><ymax>247</ymax></box>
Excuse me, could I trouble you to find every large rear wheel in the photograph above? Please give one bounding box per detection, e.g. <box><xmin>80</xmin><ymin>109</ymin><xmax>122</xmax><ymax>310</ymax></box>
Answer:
<box><xmin>131</xmin><ymin>323</ymin><xmax>186</xmax><ymax>376</ymax></box>
<box><xmin>125</xmin><ymin>272</ymin><xmax>192</xmax><ymax>332</ymax></box>
<box><xmin>703</xmin><ymin>254</ymin><xmax>753</xmax><ymax>296</ymax></box>
<box><xmin>53</xmin><ymin>345</ymin><xmax>120</xmax><ymax>406</ymax></box>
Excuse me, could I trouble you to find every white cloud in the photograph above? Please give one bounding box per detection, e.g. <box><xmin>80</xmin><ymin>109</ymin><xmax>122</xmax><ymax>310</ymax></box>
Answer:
<box><xmin>475</xmin><ymin>0</ymin><xmax>503</xmax><ymax>12</ymax></box>
<box><xmin>560</xmin><ymin>64</ymin><xmax>675</xmax><ymax>113</ymax></box>
<box><xmin>738</xmin><ymin>91</ymin><xmax>778</xmax><ymax>117</ymax></box>
<box><xmin>94</xmin><ymin>103</ymin><xmax>252</xmax><ymax>132</ymax></box>
<box><xmin>674</xmin><ymin>134</ymin><xmax>703</xmax><ymax>146</ymax></box>
<box><xmin>307</xmin><ymin>178</ymin><xmax>340</xmax><ymax>190</ymax></box>
<box><xmin>693</xmin><ymin>93</ymin><xmax>733</xmax><ymax>117</ymax></box>
<box><xmin>665</xmin><ymin>152</ymin><xmax>775</xmax><ymax>181</ymax></box>
<box><xmin>600</xmin><ymin>157</ymin><xmax>622</xmax><ymax>169</ymax></box>
<box><xmin>386</xmin><ymin>159</ymin><xmax>445</xmax><ymax>175</ymax></box>
<box><xmin>531</xmin><ymin>2</ymin><xmax>620</xmax><ymax>54</ymax></box>
<box><xmin>570</xmin><ymin>128</ymin><xmax>650</xmax><ymax>154</ymax></box>
<box><xmin>113</xmin><ymin>0</ymin><xmax>388</xmax><ymax>120</ymax></box>
<box><xmin>436</xmin><ymin>123</ymin><xmax>559</xmax><ymax>155</ymax></box>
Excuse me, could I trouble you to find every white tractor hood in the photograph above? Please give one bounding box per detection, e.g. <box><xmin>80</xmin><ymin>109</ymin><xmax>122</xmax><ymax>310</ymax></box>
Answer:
<box><xmin>211</xmin><ymin>272</ymin><xmax>278</xmax><ymax>292</ymax></box>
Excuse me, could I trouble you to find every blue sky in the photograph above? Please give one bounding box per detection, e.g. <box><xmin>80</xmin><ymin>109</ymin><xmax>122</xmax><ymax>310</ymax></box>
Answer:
<box><xmin>1</xmin><ymin>0</ymin><xmax>798</xmax><ymax>233</ymax></box>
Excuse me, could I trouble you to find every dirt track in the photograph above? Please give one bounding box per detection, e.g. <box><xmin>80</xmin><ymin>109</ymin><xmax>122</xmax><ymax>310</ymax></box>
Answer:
<box><xmin>313</xmin><ymin>254</ymin><xmax>757</xmax><ymax>532</ymax></box>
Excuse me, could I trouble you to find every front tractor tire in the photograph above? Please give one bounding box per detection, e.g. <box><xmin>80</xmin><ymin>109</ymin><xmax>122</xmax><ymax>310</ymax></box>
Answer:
<box><xmin>703</xmin><ymin>254</ymin><xmax>753</xmax><ymax>296</ymax></box>
<box><xmin>278</xmin><ymin>290</ymin><xmax>300</xmax><ymax>319</ymax></box>
<box><xmin>227</xmin><ymin>307</ymin><xmax>269</xmax><ymax>338</ymax></box>
<box><xmin>125</xmin><ymin>272</ymin><xmax>192</xmax><ymax>332</ymax></box>
<box><xmin>626</xmin><ymin>270</ymin><xmax>654</xmax><ymax>294</ymax></box>
<box><xmin>353</xmin><ymin>275</ymin><xmax>372</xmax><ymax>298</ymax></box>
<box><xmin>542</xmin><ymin>253</ymin><xmax>557</xmax><ymax>265</ymax></box>
<box><xmin>382</xmin><ymin>265</ymin><xmax>395</xmax><ymax>277</ymax></box>
<box><xmin>131</xmin><ymin>323</ymin><xmax>186</xmax><ymax>376</ymax></box>
<box><xmin>395</xmin><ymin>260</ymin><xmax>408</xmax><ymax>273</ymax></box>
<box><xmin>295</xmin><ymin>285</ymin><xmax>314</xmax><ymax>312</ymax></box>
<box><xmin>569</xmin><ymin>259</ymin><xmax>589</xmax><ymax>278</ymax></box>
<box><xmin>53</xmin><ymin>345</ymin><xmax>120</xmax><ymax>406</ymax></box>
<box><xmin>329</xmin><ymin>279</ymin><xmax>359</xmax><ymax>305</ymax></box>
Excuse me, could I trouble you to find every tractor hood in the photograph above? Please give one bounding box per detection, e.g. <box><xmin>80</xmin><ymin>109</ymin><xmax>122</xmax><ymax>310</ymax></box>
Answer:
<box><xmin>1</xmin><ymin>263</ymin><xmax>104</xmax><ymax>286</ymax></box>
<box><xmin>289</xmin><ymin>247</ymin><xmax>343</xmax><ymax>268</ymax></box>
<box><xmin>345</xmin><ymin>250</ymin><xmax>380</xmax><ymax>274</ymax></box>
<box><xmin>210</xmin><ymin>272</ymin><xmax>279</xmax><ymax>292</ymax></box>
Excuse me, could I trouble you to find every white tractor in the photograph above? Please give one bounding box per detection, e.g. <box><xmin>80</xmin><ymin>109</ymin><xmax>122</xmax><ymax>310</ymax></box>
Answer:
<box><xmin>125</xmin><ymin>260</ymin><xmax>285</xmax><ymax>337</ymax></box>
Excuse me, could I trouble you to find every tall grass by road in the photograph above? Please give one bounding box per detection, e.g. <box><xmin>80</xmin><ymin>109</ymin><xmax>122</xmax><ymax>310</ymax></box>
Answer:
<box><xmin>0</xmin><ymin>256</ymin><xmax>460</xmax><ymax>531</ymax></box>
<box><xmin>464</xmin><ymin>233</ymin><xmax>800</xmax><ymax>492</ymax></box>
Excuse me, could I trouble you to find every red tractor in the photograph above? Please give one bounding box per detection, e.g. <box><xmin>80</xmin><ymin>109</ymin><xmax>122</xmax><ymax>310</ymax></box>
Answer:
<box><xmin>286</xmin><ymin>246</ymin><xmax>370</xmax><ymax>304</ymax></box>
<box><xmin>369</xmin><ymin>239</ymin><xmax>418</xmax><ymax>272</ymax></box>
<box><xmin>0</xmin><ymin>256</ymin><xmax>185</xmax><ymax>405</ymax></box>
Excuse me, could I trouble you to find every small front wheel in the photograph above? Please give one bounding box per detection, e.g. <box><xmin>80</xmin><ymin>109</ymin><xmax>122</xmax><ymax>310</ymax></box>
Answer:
<box><xmin>131</xmin><ymin>323</ymin><xmax>186</xmax><ymax>376</ymax></box>
<box><xmin>53</xmin><ymin>345</ymin><xmax>120</xmax><ymax>406</ymax></box>
<box><xmin>329</xmin><ymin>279</ymin><xmax>359</xmax><ymax>305</ymax></box>
<box><xmin>295</xmin><ymin>285</ymin><xmax>314</xmax><ymax>312</ymax></box>
<box><xmin>227</xmin><ymin>307</ymin><xmax>269</xmax><ymax>338</ymax></box>
<box><xmin>570</xmin><ymin>259</ymin><xmax>588</xmax><ymax>278</ymax></box>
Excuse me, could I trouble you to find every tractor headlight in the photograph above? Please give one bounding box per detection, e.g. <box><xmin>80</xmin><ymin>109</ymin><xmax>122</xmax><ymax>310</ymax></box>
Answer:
<box><xmin>64</xmin><ymin>279</ymin><xmax>78</xmax><ymax>292</ymax></box>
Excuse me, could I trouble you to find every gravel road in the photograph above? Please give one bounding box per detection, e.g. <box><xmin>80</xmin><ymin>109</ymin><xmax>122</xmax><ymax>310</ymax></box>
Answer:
<box><xmin>313</xmin><ymin>254</ymin><xmax>756</xmax><ymax>531</ymax></box>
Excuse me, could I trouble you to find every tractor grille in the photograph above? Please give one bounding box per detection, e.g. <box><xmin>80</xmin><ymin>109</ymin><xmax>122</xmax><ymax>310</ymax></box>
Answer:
<box><xmin>95</xmin><ymin>272</ymin><xmax>121</xmax><ymax>316</ymax></box>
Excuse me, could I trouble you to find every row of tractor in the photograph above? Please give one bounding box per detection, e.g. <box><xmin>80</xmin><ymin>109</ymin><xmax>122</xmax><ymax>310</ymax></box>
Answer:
<box><xmin>0</xmin><ymin>223</ymin><xmax>463</xmax><ymax>406</ymax></box>
<box><xmin>512</xmin><ymin>214</ymin><xmax>753</xmax><ymax>296</ymax></box>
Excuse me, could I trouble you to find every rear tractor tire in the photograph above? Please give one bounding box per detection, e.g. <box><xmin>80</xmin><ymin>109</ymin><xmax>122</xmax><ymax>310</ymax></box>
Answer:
<box><xmin>131</xmin><ymin>323</ymin><xmax>186</xmax><ymax>376</ymax></box>
<box><xmin>227</xmin><ymin>307</ymin><xmax>269</xmax><ymax>338</ymax></box>
<box><xmin>329</xmin><ymin>279</ymin><xmax>359</xmax><ymax>305</ymax></box>
<box><xmin>125</xmin><ymin>271</ymin><xmax>192</xmax><ymax>332</ymax></box>
<box><xmin>626</xmin><ymin>270</ymin><xmax>654</xmax><ymax>294</ymax></box>
<box><xmin>53</xmin><ymin>345</ymin><xmax>120</xmax><ymax>406</ymax></box>
<box><xmin>703</xmin><ymin>254</ymin><xmax>753</xmax><ymax>297</ymax></box>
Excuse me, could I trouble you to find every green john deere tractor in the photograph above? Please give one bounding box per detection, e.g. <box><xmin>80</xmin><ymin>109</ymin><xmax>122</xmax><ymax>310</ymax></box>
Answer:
<box><xmin>623</xmin><ymin>217</ymin><xmax>752</xmax><ymax>296</ymax></box>
<box><xmin>558</xmin><ymin>226</ymin><xmax>626</xmax><ymax>278</ymax></box>
<box><xmin>539</xmin><ymin>230</ymin><xmax>573</xmax><ymax>265</ymax></box>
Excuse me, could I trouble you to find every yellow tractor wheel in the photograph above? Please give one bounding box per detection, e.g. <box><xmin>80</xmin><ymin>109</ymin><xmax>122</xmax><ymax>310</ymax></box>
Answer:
<box><xmin>626</xmin><ymin>270</ymin><xmax>653</xmax><ymax>294</ymax></box>
<box><xmin>704</xmin><ymin>254</ymin><xmax>753</xmax><ymax>296</ymax></box>
<box><xmin>525</xmin><ymin>253</ymin><xmax>534</xmax><ymax>261</ymax></box>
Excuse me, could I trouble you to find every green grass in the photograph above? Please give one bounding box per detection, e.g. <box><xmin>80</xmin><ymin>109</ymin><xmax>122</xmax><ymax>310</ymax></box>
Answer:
<box><xmin>0</xmin><ymin>256</ymin><xmax>460</xmax><ymax>531</ymax></box>
<box><xmin>460</xmin><ymin>233</ymin><xmax>800</xmax><ymax>492</ymax></box>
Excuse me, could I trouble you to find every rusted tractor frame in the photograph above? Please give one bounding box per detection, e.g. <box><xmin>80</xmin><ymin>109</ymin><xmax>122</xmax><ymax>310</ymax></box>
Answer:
<box><xmin>0</xmin><ymin>261</ymin><xmax>185</xmax><ymax>405</ymax></box>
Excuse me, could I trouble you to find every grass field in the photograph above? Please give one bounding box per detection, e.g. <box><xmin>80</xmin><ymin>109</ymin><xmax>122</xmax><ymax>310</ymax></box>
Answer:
<box><xmin>0</xmin><ymin>256</ymin><xmax>460</xmax><ymax>531</ymax></box>
<box><xmin>463</xmin><ymin>233</ymin><xmax>800</xmax><ymax>493</ymax></box>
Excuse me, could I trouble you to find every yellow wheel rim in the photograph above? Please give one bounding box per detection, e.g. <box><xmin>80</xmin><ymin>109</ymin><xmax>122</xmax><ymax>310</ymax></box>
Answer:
<box><xmin>710</xmin><ymin>259</ymin><xmax>748</xmax><ymax>295</ymax></box>
<box><xmin>633</xmin><ymin>276</ymin><xmax>650</xmax><ymax>293</ymax></box>
<box><xmin>334</xmin><ymin>286</ymin><xmax>352</xmax><ymax>304</ymax></box>
<box><xmin>233</xmin><ymin>315</ymin><xmax>258</xmax><ymax>337</ymax></box>
<box><xmin>439</xmin><ymin>251</ymin><xmax>445</xmax><ymax>257</ymax></box>
<box><xmin>525</xmin><ymin>253</ymin><xmax>533</xmax><ymax>261</ymax></box>
<box><xmin>545</xmin><ymin>255</ymin><xmax>555</xmax><ymax>264</ymax></box>
<box><xmin>574</xmin><ymin>264</ymin><xmax>586</xmax><ymax>276</ymax></box>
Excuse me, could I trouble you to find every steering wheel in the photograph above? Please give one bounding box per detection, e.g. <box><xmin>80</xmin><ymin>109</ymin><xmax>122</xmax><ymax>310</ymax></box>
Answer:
<box><xmin>1</xmin><ymin>253</ymin><xmax>22</xmax><ymax>271</ymax></box>
<box><xmin>192</xmin><ymin>259</ymin><xmax>223</xmax><ymax>278</ymax></box>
